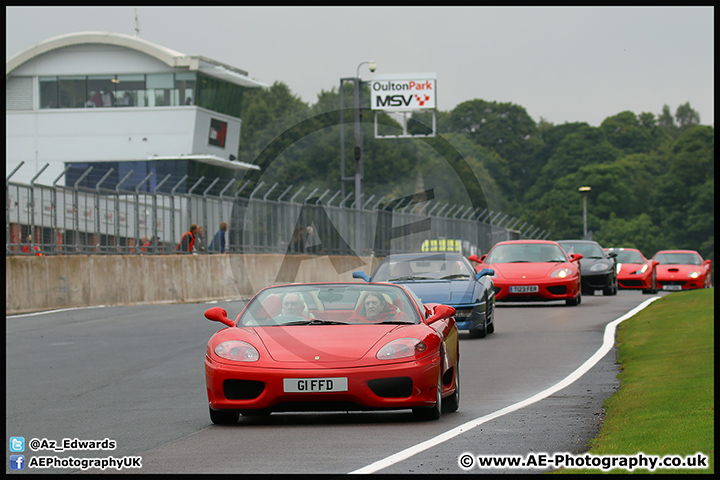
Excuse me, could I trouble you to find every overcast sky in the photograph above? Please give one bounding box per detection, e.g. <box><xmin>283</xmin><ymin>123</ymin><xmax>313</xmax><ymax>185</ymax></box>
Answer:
<box><xmin>6</xmin><ymin>6</ymin><xmax>714</xmax><ymax>127</ymax></box>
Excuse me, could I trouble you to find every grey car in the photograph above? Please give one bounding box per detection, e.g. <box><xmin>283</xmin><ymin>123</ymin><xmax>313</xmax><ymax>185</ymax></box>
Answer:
<box><xmin>557</xmin><ymin>240</ymin><xmax>618</xmax><ymax>296</ymax></box>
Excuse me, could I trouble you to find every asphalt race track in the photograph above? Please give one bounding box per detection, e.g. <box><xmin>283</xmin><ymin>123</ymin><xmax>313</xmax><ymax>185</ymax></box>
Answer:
<box><xmin>5</xmin><ymin>290</ymin><xmax>667</xmax><ymax>474</ymax></box>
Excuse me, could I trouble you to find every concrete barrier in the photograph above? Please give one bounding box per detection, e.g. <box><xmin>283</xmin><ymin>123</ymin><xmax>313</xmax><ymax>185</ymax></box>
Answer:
<box><xmin>5</xmin><ymin>254</ymin><xmax>382</xmax><ymax>315</ymax></box>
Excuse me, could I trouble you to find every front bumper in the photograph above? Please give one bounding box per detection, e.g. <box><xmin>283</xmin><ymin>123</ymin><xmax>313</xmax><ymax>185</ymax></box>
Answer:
<box><xmin>581</xmin><ymin>272</ymin><xmax>614</xmax><ymax>291</ymax></box>
<box><xmin>205</xmin><ymin>352</ymin><xmax>442</xmax><ymax>413</ymax></box>
<box><xmin>494</xmin><ymin>278</ymin><xmax>579</xmax><ymax>302</ymax></box>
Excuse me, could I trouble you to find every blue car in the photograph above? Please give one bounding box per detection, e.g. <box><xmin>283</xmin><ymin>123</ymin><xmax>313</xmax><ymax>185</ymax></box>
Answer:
<box><xmin>354</xmin><ymin>253</ymin><xmax>495</xmax><ymax>338</ymax></box>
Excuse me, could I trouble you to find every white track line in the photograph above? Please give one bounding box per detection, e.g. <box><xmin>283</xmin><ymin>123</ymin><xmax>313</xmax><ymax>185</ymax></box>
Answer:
<box><xmin>351</xmin><ymin>296</ymin><xmax>662</xmax><ymax>474</ymax></box>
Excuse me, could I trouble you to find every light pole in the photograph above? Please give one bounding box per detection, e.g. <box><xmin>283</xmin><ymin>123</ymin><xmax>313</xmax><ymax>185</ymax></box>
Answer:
<box><xmin>578</xmin><ymin>186</ymin><xmax>591</xmax><ymax>239</ymax></box>
<box><xmin>352</xmin><ymin>60</ymin><xmax>375</xmax><ymax>211</ymax></box>
<box><xmin>340</xmin><ymin>61</ymin><xmax>376</xmax><ymax>207</ymax></box>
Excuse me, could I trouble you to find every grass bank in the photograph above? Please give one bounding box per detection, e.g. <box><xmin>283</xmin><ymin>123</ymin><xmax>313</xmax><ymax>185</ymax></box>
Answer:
<box><xmin>557</xmin><ymin>289</ymin><xmax>714</xmax><ymax>474</ymax></box>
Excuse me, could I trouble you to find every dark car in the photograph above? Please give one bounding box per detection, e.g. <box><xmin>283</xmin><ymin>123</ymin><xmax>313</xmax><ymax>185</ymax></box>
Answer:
<box><xmin>354</xmin><ymin>252</ymin><xmax>495</xmax><ymax>338</ymax></box>
<box><xmin>557</xmin><ymin>240</ymin><xmax>618</xmax><ymax>296</ymax></box>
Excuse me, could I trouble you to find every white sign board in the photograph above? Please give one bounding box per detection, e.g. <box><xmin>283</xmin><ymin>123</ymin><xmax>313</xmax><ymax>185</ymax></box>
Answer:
<box><xmin>370</xmin><ymin>73</ymin><xmax>437</xmax><ymax>111</ymax></box>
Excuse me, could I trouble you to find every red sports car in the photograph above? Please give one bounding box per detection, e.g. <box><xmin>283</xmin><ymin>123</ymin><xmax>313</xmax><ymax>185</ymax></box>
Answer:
<box><xmin>469</xmin><ymin>240</ymin><xmax>583</xmax><ymax>306</ymax></box>
<box><xmin>651</xmin><ymin>250</ymin><xmax>712</xmax><ymax>291</ymax></box>
<box><xmin>606</xmin><ymin>247</ymin><xmax>658</xmax><ymax>294</ymax></box>
<box><xmin>204</xmin><ymin>282</ymin><xmax>459</xmax><ymax>424</ymax></box>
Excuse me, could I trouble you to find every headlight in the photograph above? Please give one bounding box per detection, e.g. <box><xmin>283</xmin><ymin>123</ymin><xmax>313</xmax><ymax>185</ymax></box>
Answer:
<box><xmin>589</xmin><ymin>263</ymin><xmax>610</xmax><ymax>272</ymax></box>
<box><xmin>632</xmin><ymin>264</ymin><xmax>649</xmax><ymax>275</ymax></box>
<box><xmin>214</xmin><ymin>341</ymin><xmax>260</xmax><ymax>362</ymax></box>
<box><xmin>453</xmin><ymin>307</ymin><xmax>475</xmax><ymax>319</ymax></box>
<box><xmin>377</xmin><ymin>338</ymin><xmax>427</xmax><ymax>360</ymax></box>
<box><xmin>688</xmin><ymin>271</ymin><xmax>702</xmax><ymax>279</ymax></box>
<box><xmin>551</xmin><ymin>268</ymin><xmax>573</xmax><ymax>278</ymax></box>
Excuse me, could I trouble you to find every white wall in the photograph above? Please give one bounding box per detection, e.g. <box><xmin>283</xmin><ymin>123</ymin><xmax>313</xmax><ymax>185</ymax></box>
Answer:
<box><xmin>6</xmin><ymin>107</ymin><xmax>241</xmax><ymax>185</ymax></box>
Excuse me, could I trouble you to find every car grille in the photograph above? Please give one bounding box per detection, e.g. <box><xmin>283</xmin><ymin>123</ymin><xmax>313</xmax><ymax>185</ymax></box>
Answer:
<box><xmin>547</xmin><ymin>285</ymin><xmax>567</xmax><ymax>295</ymax></box>
<box><xmin>659</xmin><ymin>280</ymin><xmax>687</xmax><ymax>286</ymax></box>
<box><xmin>223</xmin><ymin>379</ymin><xmax>265</xmax><ymax>400</ymax></box>
<box><xmin>368</xmin><ymin>377</ymin><xmax>413</xmax><ymax>398</ymax></box>
<box><xmin>620</xmin><ymin>280</ymin><xmax>644</xmax><ymax>287</ymax></box>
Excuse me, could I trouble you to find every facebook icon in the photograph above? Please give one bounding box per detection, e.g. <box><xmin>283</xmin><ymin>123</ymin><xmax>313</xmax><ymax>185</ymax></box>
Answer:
<box><xmin>10</xmin><ymin>455</ymin><xmax>25</xmax><ymax>470</ymax></box>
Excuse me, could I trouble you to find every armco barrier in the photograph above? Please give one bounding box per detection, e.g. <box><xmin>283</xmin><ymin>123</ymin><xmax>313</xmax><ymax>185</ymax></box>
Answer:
<box><xmin>5</xmin><ymin>254</ymin><xmax>381</xmax><ymax>315</ymax></box>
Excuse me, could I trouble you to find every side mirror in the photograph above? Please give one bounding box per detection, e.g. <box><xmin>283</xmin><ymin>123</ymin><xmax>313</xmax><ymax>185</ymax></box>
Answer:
<box><xmin>352</xmin><ymin>271</ymin><xmax>371</xmax><ymax>282</ymax></box>
<box><xmin>475</xmin><ymin>268</ymin><xmax>494</xmax><ymax>280</ymax></box>
<box><xmin>570</xmin><ymin>253</ymin><xmax>583</xmax><ymax>262</ymax></box>
<box><xmin>426</xmin><ymin>304</ymin><xmax>456</xmax><ymax>324</ymax></box>
<box><xmin>650</xmin><ymin>260</ymin><xmax>659</xmax><ymax>268</ymax></box>
<box><xmin>607</xmin><ymin>251</ymin><xmax>617</xmax><ymax>258</ymax></box>
<box><xmin>705</xmin><ymin>259</ymin><xmax>712</xmax><ymax>265</ymax></box>
<box><xmin>468</xmin><ymin>254</ymin><xmax>481</xmax><ymax>263</ymax></box>
<box><xmin>205</xmin><ymin>307</ymin><xmax>235</xmax><ymax>328</ymax></box>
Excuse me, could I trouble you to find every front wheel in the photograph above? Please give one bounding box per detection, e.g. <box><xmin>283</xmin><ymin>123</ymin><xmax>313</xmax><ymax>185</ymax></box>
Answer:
<box><xmin>441</xmin><ymin>364</ymin><xmax>460</xmax><ymax>414</ymax></box>
<box><xmin>413</xmin><ymin>369</ymin><xmax>442</xmax><ymax>421</ymax></box>
<box><xmin>209</xmin><ymin>407</ymin><xmax>239</xmax><ymax>425</ymax></box>
<box><xmin>566</xmin><ymin>290</ymin><xmax>581</xmax><ymax>306</ymax></box>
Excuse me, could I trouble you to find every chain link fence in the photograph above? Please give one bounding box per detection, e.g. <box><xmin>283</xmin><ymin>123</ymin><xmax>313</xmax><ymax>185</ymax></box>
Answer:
<box><xmin>7</xmin><ymin>164</ymin><xmax>549</xmax><ymax>258</ymax></box>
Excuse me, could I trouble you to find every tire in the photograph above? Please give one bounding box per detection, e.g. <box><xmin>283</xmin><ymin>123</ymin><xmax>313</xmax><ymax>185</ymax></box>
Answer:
<box><xmin>413</xmin><ymin>368</ymin><xmax>442</xmax><ymax>421</ymax></box>
<box><xmin>468</xmin><ymin>310</ymin><xmax>487</xmax><ymax>339</ymax></box>
<box><xmin>566</xmin><ymin>290</ymin><xmax>581</xmax><ymax>306</ymax></box>
<box><xmin>209</xmin><ymin>406</ymin><xmax>239</xmax><ymax>425</ymax></box>
<box><xmin>441</xmin><ymin>364</ymin><xmax>460</xmax><ymax>414</ymax></box>
<box><xmin>486</xmin><ymin>298</ymin><xmax>495</xmax><ymax>334</ymax></box>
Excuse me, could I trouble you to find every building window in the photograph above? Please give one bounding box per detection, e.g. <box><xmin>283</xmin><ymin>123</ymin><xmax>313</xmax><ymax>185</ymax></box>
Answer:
<box><xmin>146</xmin><ymin>73</ymin><xmax>174</xmax><ymax>107</ymax></box>
<box><xmin>87</xmin><ymin>75</ymin><xmax>117</xmax><ymax>107</ymax></box>
<box><xmin>58</xmin><ymin>76</ymin><xmax>87</xmax><ymax>108</ymax></box>
<box><xmin>116</xmin><ymin>74</ymin><xmax>145</xmax><ymax>107</ymax></box>
<box><xmin>39</xmin><ymin>76</ymin><xmax>58</xmax><ymax>109</ymax></box>
<box><xmin>196</xmin><ymin>73</ymin><xmax>244</xmax><ymax>117</ymax></box>
<box><xmin>175</xmin><ymin>72</ymin><xmax>197</xmax><ymax>106</ymax></box>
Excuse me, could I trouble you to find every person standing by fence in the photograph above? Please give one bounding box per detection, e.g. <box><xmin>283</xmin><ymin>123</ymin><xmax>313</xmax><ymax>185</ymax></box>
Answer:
<box><xmin>194</xmin><ymin>226</ymin><xmax>207</xmax><ymax>253</ymax></box>
<box><xmin>175</xmin><ymin>224</ymin><xmax>198</xmax><ymax>253</ymax></box>
<box><xmin>209</xmin><ymin>222</ymin><xmax>228</xmax><ymax>254</ymax></box>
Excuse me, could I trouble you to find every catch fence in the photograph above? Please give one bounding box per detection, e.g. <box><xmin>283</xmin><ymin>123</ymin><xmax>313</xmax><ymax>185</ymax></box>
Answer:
<box><xmin>7</xmin><ymin>164</ymin><xmax>549</xmax><ymax>258</ymax></box>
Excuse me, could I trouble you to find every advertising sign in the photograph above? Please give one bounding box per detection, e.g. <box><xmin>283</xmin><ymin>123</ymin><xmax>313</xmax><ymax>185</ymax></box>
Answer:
<box><xmin>370</xmin><ymin>73</ymin><xmax>437</xmax><ymax>111</ymax></box>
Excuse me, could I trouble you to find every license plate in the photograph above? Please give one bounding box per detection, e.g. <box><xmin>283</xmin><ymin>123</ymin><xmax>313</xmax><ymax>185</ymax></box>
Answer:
<box><xmin>510</xmin><ymin>285</ymin><xmax>539</xmax><ymax>293</ymax></box>
<box><xmin>283</xmin><ymin>377</ymin><xmax>348</xmax><ymax>393</ymax></box>
<box><xmin>662</xmin><ymin>285</ymin><xmax>682</xmax><ymax>291</ymax></box>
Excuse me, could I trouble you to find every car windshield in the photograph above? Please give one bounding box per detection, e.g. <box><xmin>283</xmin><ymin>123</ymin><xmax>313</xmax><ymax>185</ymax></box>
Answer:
<box><xmin>654</xmin><ymin>253</ymin><xmax>702</xmax><ymax>265</ymax></box>
<box><xmin>238</xmin><ymin>284</ymin><xmax>420</xmax><ymax>327</ymax></box>
<box><xmin>373</xmin><ymin>255</ymin><xmax>474</xmax><ymax>281</ymax></box>
<box><xmin>612</xmin><ymin>250</ymin><xmax>644</xmax><ymax>263</ymax></box>
<box><xmin>485</xmin><ymin>243</ymin><xmax>568</xmax><ymax>263</ymax></box>
<box><xmin>559</xmin><ymin>242</ymin><xmax>605</xmax><ymax>259</ymax></box>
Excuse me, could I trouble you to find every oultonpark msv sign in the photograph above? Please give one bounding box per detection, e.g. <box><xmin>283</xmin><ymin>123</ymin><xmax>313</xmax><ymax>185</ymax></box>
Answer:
<box><xmin>370</xmin><ymin>73</ymin><xmax>437</xmax><ymax>111</ymax></box>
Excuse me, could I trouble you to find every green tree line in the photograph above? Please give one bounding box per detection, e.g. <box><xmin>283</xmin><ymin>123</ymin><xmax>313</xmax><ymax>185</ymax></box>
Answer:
<box><xmin>235</xmin><ymin>81</ymin><xmax>713</xmax><ymax>263</ymax></box>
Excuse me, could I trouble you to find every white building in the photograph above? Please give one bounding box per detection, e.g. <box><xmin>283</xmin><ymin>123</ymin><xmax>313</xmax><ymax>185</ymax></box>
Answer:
<box><xmin>6</xmin><ymin>31</ymin><xmax>265</xmax><ymax>191</ymax></box>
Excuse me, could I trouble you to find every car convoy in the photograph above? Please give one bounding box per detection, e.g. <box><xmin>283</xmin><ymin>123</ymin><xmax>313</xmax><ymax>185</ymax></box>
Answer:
<box><xmin>202</xmin><ymin>239</ymin><xmax>711</xmax><ymax>424</ymax></box>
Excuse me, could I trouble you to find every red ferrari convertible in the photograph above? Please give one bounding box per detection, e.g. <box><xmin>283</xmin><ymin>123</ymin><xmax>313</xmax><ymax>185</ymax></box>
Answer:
<box><xmin>652</xmin><ymin>250</ymin><xmax>712</xmax><ymax>291</ymax></box>
<box><xmin>470</xmin><ymin>240</ymin><xmax>583</xmax><ymax>306</ymax></box>
<box><xmin>204</xmin><ymin>282</ymin><xmax>459</xmax><ymax>424</ymax></box>
<box><xmin>606</xmin><ymin>247</ymin><xmax>659</xmax><ymax>294</ymax></box>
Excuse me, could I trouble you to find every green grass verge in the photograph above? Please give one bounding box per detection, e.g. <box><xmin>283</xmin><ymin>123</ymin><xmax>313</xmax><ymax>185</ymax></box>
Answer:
<box><xmin>556</xmin><ymin>289</ymin><xmax>714</xmax><ymax>474</ymax></box>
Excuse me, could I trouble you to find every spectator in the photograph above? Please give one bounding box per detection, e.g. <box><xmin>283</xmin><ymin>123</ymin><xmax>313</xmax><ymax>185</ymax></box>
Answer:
<box><xmin>100</xmin><ymin>87</ymin><xmax>116</xmax><ymax>107</ymax></box>
<box><xmin>21</xmin><ymin>234</ymin><xmax>43</xmax><ymax>256</ymax></box>
<box><xmin>209</xmin><ymin>222</ymin><xmax>228</xmax><ymax>254</ymax></box>
<box><xmin>119</xmin><ymin>91</ymin><xmax>135</xmax><ymax>106</ymax></box>
<box><xmin>194</xmin><ymin>226</ymin><xmax>207</xmax><ymax>253</ymax></box>
<box><xmin>175</xmin><ymin>224</ymin><xmax>198</xmax><ymax>253</ymax></box>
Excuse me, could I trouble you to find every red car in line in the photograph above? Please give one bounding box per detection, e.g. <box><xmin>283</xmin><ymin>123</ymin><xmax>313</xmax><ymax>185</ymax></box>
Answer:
<box><xmin>204</xmin><ymin>282</ymin><xmax>460</xmax><ymax>424</ymax></box>
<box><xmin>469</xmin><ymin>239</ymin><xmax>583</xmax><ymax>306</ymax></box>
<box><xmin>605</xmin><ymin>247</ymin><xmax>659</xmax><ymax>294</ymax></box>
<box><xmin>651</xmin><ymin>250</ymin><xmax>712</xmax><ymax>291</ymax></box>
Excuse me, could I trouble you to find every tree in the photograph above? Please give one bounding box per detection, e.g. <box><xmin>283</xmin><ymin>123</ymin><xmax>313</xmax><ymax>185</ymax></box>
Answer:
<box><xmin>674</xmin><ymin>102</ymin><xmax>701</xmax><ymax>130</ymax></box>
